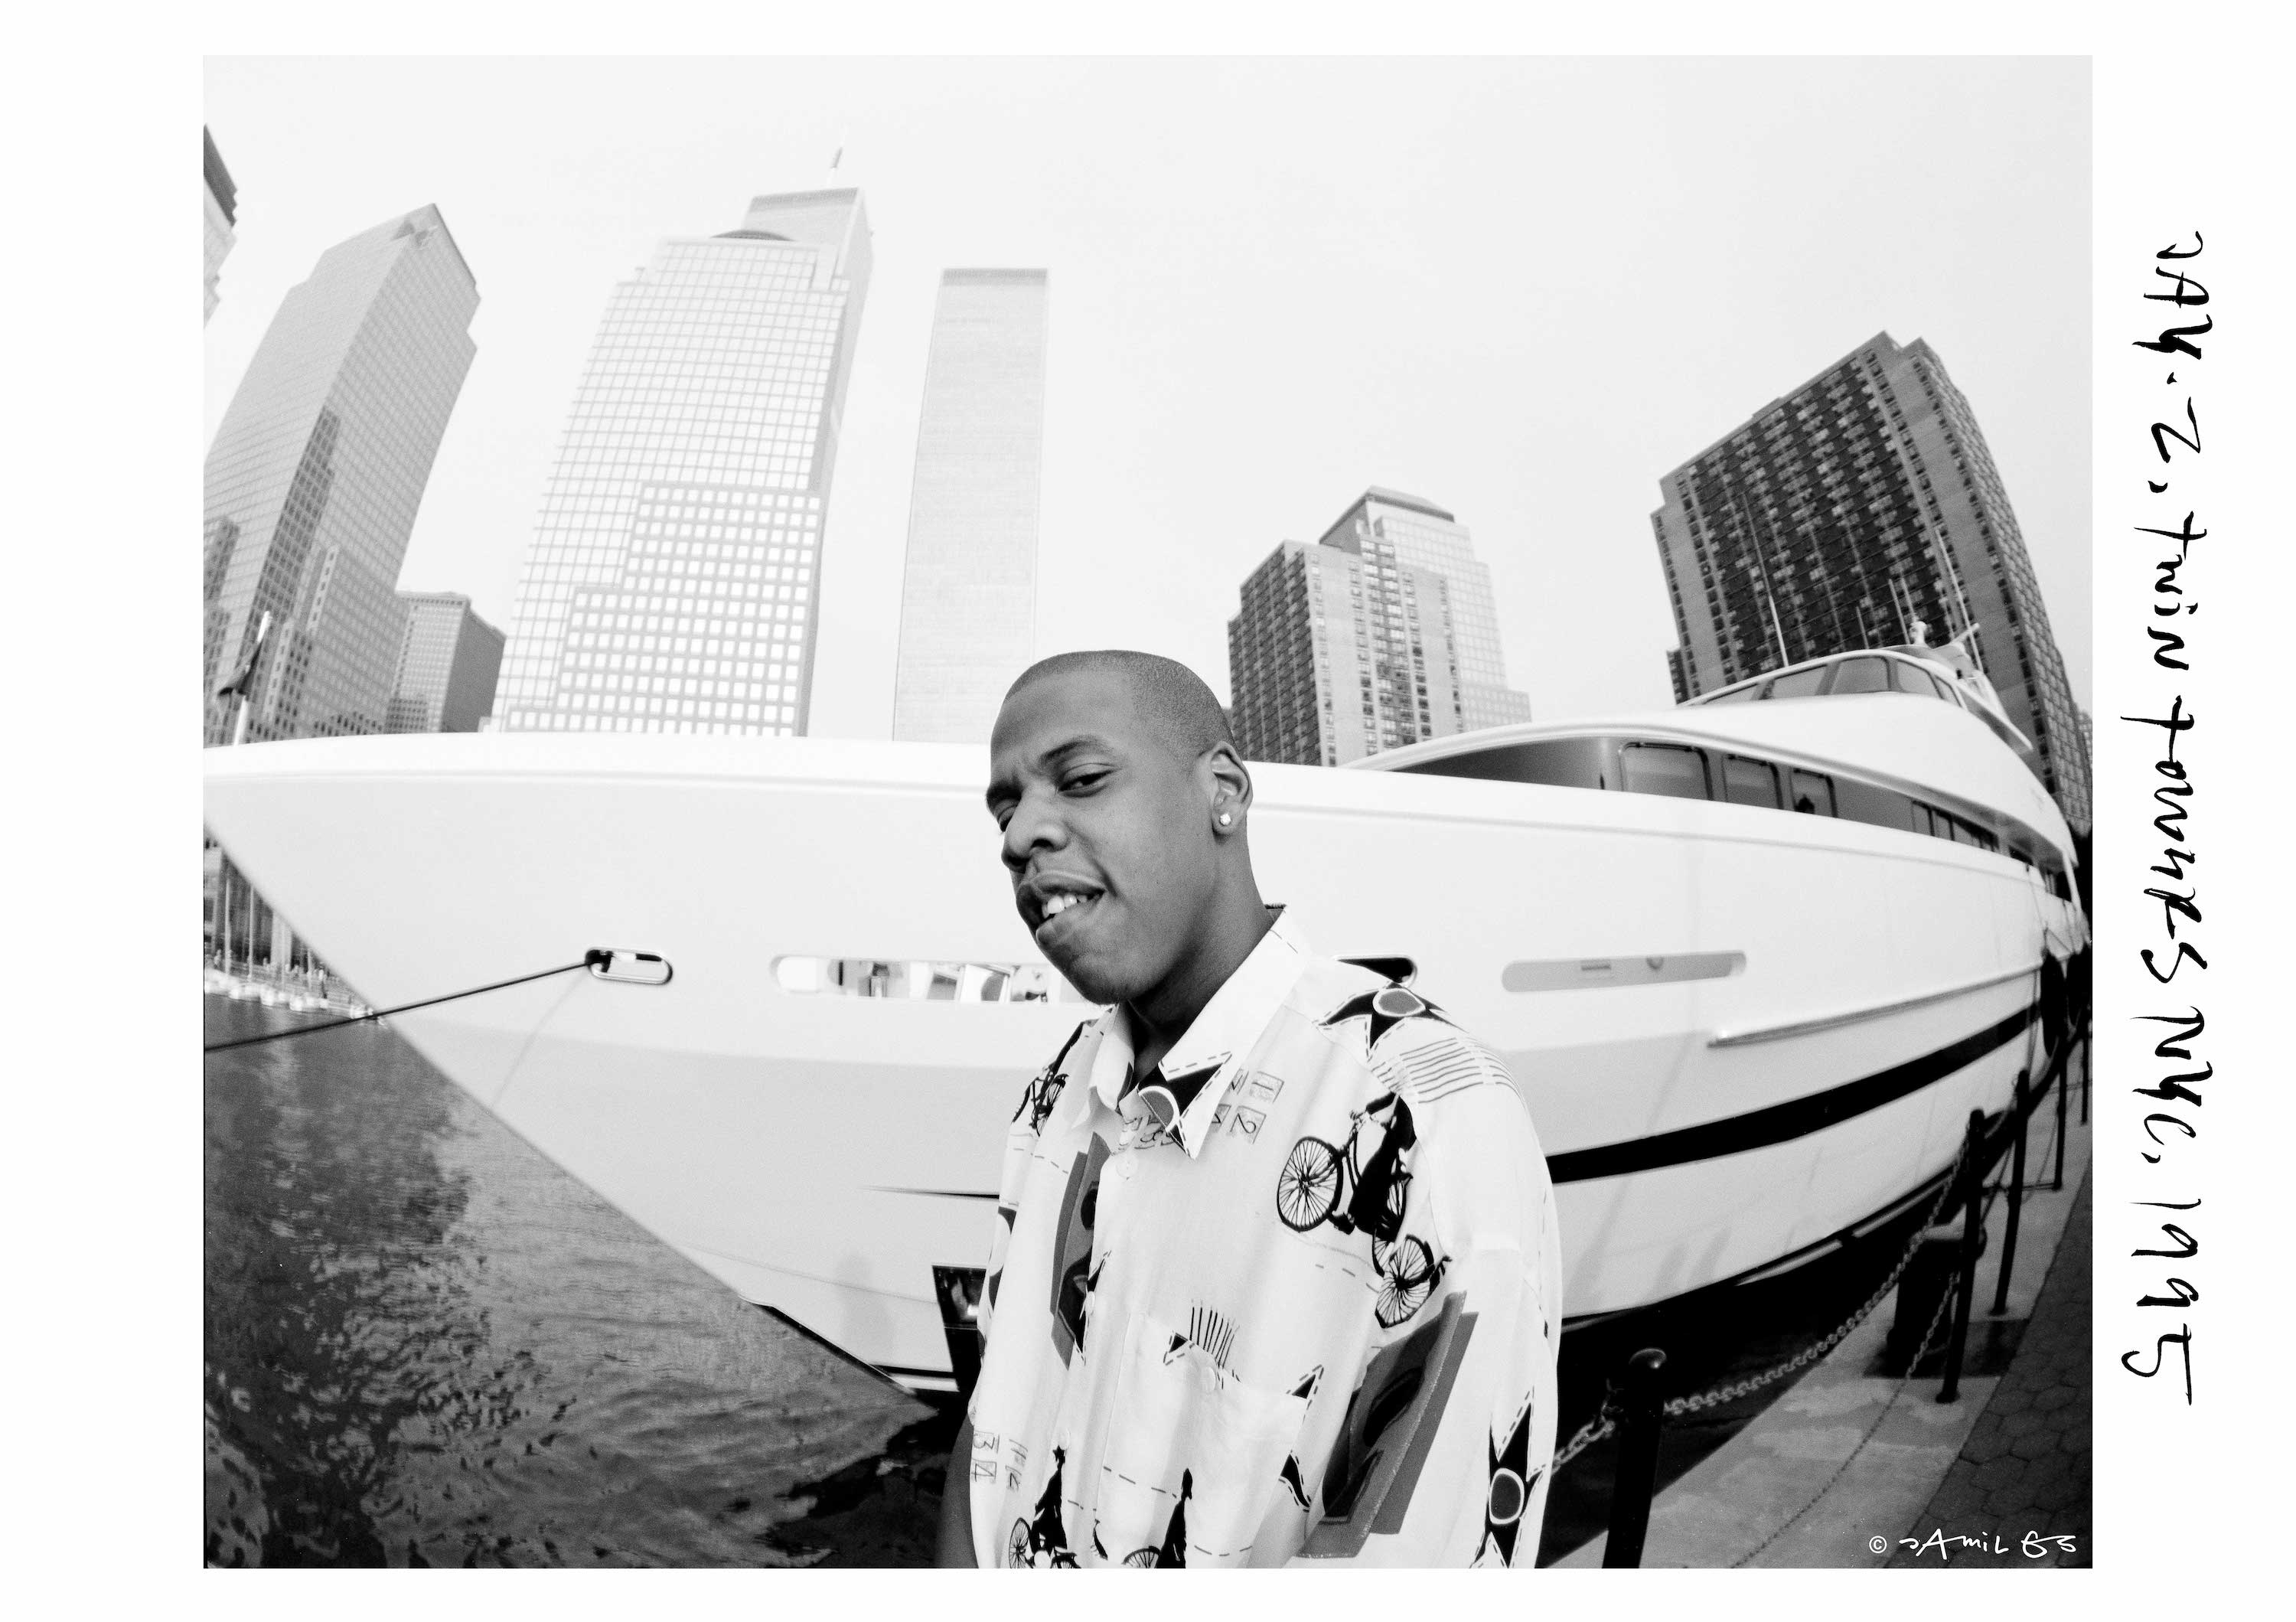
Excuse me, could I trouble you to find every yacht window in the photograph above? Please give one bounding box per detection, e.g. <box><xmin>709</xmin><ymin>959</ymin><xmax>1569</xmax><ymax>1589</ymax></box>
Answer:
<box><xmin>1391</xmin><ymin>735</ymin><xmax>1612</xmax><ymax>791</ymax></box>
<box><xmin>1766</xmin><ymin>667</ymin><xmax>1828</xmax><ymax>699</ymax></box>
<box><xmin>1722</xmin><ymin>755</ymin><xmax>1781</xmax><ymax>808</ymax></box>
<box><xmin>1835</xmin><ymin>776</ymin><xmax>1919</xmax><ymax>831</ymax></box>
<box><xmin>1826</xmin><ymin>657</ymin><xmax>1893</xmax><ymax>695</ymax></box>
<box><xmin>1622</xmin><ymin>742</ymin><xmax>1711</xmax><ymax>800</ymax></box>
<box><xmin>771</xmin><ymin>957</ymin><xmax>1088</xmax><ymax>1004</ymax></box>
<box><xmin>1891</xmin><ymin>661</ymin><xmax>1949</xmax><ymax>700</ymax></box>
<box><xmin>1789</xmin><ymin>769</ymin><xmax>1835</xmax><ymax>816</ymax></box>
<box><xmin>1701</xmin><ymin>685</ymin><xmax>1761</xmax><ymax>704</ymax></box>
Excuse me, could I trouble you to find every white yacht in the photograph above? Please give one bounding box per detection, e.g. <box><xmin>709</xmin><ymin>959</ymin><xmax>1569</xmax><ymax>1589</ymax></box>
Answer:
<box><xmin>201</xmin><ymin>638</ymin><xmax>2085</xmax><ymax>1394</ymax></box>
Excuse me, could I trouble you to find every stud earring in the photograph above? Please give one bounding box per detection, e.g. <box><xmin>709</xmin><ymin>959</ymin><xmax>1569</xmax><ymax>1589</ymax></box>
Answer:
<box><xmin>1218</xmin><ymin>812</ymin><xmax>1234</xmax><ymax>827</ymax></box>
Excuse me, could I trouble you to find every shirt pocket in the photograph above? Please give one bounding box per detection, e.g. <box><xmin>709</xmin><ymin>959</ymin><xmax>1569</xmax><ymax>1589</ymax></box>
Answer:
<box><xmin>1081</xmin><ymin>1307</ymin><xmax>1312</xmax><ymax>1568</ymax></box>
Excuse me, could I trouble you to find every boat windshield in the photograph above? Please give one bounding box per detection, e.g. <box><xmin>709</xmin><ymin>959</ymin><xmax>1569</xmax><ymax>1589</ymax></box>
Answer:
<box><xmin>1893</xmin><ymin>661</ymin><xmax>1958</xmax><ymax>703</ymax></box>
<box><xmin>1687</xmin><ymin>651</ymin><xmax>2015</xmax><ymax>744</ymax></box>
<box><xmin>1826</xmin><ymin>657</ymin><xmax>1893</xmax><ymax>695</ymax></box>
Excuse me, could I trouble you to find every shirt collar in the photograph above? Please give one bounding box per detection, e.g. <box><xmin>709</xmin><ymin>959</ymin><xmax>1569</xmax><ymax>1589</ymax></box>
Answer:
<box><xmin>1088</xmin><ymin>909</ymin><xmax>1310</xmax><ymax>1158</ymax></box>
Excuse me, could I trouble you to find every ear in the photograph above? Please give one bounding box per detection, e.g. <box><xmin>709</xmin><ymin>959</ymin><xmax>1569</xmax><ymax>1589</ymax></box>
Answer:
<box><xmin>1204</xmin><ymin>742</ymin><xmax>1254</xmax><ymax>831</ymax></box>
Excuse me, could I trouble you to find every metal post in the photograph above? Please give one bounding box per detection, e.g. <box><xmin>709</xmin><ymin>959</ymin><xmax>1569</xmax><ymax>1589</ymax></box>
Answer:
<box><xmin>1603</xmin><ymin>1348</ymin><xmax>1668</xmax><ymax>1568</ymax></box>
<box><xmin>229</xmin><ymin>609</ymin><xmax>272</xmax><ymax>749</ymax></box>
<box><xmin>2079</xmin><ymin>1032</ymin><xmax>2090</xmax><ymax>1126</ymax></box>
<box><xmin>1938</xmin><ymin>1111</ymin><xmax>1985</xmax><ymax>1404</ymax></box>
<box><xmin>2053</xmin><ymin>1038</ymin><xmax>2069</xmax><ymax>1191</ymax></box>
<box><xmin>1991</xmin><ymin>1072</ymin><xmax>2027</xmax><ymax>1316</ymax></box>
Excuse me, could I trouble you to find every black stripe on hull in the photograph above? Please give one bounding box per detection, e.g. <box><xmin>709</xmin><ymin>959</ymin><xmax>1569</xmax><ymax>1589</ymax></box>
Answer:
<box><xmin>1556</xmin><ymin>1159</ymin><xmax>1958</xmax><ymax>1333</ymax></box>
<box><xmin>1547</xmin><ymin>1000</ymin><xmax>2038</xmax><ymax>1185</ymax></box>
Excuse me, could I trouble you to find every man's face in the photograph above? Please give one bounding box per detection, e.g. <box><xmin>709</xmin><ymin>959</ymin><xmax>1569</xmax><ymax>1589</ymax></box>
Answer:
<box><xmin>986</xmin><ymin>671</ymin><xmax>1218</xmax><ymax>1009</ymax></box>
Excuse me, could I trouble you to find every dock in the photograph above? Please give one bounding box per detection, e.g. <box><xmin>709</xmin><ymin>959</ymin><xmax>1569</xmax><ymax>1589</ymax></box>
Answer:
<box><xmin>1555</xmin><ymin>1060</ymin><xmax>2092</xmax><ymax>1568</ymax></box>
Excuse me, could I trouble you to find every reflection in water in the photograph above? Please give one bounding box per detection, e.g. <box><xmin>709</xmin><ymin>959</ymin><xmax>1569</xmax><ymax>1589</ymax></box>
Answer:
<box><xmin>760</xmin><ymin>1406</ymin><xmax>962</xmax><ymax>1568</ymax></box>
<box><xmin>203</xmin><ymin>997</ymin><xmax>925</xmax><ymax>1567</ymax></box>
<box><xmin>205</xmin><ymin>996</ymin><xmax>1913</xmax><ymax>1568</ymax></box>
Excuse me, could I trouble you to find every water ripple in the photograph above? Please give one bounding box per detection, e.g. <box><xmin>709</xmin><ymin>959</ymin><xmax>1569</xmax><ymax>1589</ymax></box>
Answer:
<box><xmin>204</xmin><ymin>996</ymin><xmax>926</xmax><ymax>1567</ymax></box>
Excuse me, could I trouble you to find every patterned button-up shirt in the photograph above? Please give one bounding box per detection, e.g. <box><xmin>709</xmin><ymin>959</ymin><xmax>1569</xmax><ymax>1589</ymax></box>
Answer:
<box><xmin>967</xmin><ymin>912</ymin><xmax>1561</xmax><ymax>1568</ymax></box>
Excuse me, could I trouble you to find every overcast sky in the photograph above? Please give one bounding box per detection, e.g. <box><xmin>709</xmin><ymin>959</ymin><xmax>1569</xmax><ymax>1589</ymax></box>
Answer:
<box><xmin>203</xmin><ymin>55</ymin><xmax>2091</xmax><ymax>737</ymax></box>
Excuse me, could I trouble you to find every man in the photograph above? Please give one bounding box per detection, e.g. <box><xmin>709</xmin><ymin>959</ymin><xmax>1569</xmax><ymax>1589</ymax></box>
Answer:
<box><xmin>938</xmin><ymin>651</ymin><xmax>1561</xmax><ymax>1568</ymax></box>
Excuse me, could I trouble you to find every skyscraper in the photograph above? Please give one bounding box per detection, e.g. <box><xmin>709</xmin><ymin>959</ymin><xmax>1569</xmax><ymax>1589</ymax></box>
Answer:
<box><xmin>386</xmin><ymin>592</ymin><xmax>504</xmax><ymax>733</ymax></box>
<box><xmin>204</xmin><ymin>127</ymin><xmax>236</xmax><ymax>325</ymax></box>
<box><xmin>1316</xmin><ymin>489</ymin><xmax>1530</xmax><ymax>733</ymax></box>
<box><xmin>891</xmin><ymin>269</ymin><xmax>1049</xmax><ymax>742</ymax></box>
<box><xmin>1229</xmin><ymin>489</ymin><xmax>1502</xmax><ymax>766</ymax></box>
<box><xmin>201</xmin><ymin>204</ymin><xmax>478</xmax><ymax>745</ymax></box>
<box><xmin>492</xmin><ymin>188</ymin><xmax>872</xmax><ymax>736</ymax></box>
<box><xmin>1649</xmin><ymin>332</ymin><xmax>2089</xmax><ymax>830</ymax></box>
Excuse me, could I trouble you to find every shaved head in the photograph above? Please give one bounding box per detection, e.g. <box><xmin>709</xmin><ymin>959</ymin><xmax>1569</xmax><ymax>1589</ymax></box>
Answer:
<box><xmin>1004</xmin><ymin>651</ymin><xmax>1233</xmax><ymax>765</ymax></box>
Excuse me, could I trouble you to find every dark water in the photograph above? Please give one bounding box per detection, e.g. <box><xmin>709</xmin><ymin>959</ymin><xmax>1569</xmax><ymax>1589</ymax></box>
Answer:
<box><xmin>203</xmin><ymin>995</ymin><xmax>951</xmax><ymax>1568</ymax></box>
<box><xmin>206</xmin><ymin>992</ymin><xmax>1959</xmax><ymax>1568</ymax></box>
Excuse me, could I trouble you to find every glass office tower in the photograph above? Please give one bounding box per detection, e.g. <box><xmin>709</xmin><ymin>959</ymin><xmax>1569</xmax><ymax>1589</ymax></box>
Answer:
<box><xmin>204</xmin><ymin>127</ymin><xmax>236</xmax><ymax>325</ymax></box>
<box><xmin>492</xmin><ymin>188</ymin><xmax>872</xmax><ymax>736</ymax></box>
<box><xmin>891</xmin><ymin>269</ymin><xmax>1049</xmax><ymax>743</ymax></box>
<box><xmin>1314</xmin><ymin>488</ymin><xmax>1530</xmax><ymax>733</ymax></box>
<box><xmin>201</xmin><ymin>204</ymin><xmax>479</xmax><ymax>744</ymax></box>
<box><xmin>1650</xmin><ymin>332</ymin><xmax>2089</xmax><ymax>830</ymax></box>
<box><xmin>386</xmin><ymin>592</ymin><xmax>505</xmax><ymax>733</ymax></box>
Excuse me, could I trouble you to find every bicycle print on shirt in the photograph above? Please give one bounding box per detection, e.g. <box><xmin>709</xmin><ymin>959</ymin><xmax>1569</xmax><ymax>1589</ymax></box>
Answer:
<box><xmin>1274</xmin><ymin>1088</ymin><xmax>1449</xmax><ymax>1329</ymax></box>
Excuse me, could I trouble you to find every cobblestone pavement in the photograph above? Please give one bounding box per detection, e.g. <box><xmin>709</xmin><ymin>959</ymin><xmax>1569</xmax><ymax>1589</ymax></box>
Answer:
<box><xmin>1886</xmin><ymin>1164</ymin><xmax>2092</xmax><ymax>1569</ymax></box>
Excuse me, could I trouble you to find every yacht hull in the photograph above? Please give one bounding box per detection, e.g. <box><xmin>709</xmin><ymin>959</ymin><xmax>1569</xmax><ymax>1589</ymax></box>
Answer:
<box><xmin>204</xmin><ymin>726</ymin><xmax>2080</xmax><ymax>1392</ymax></box>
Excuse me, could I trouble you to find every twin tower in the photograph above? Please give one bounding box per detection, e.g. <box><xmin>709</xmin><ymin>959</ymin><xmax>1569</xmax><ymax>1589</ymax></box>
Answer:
<box><xmin>203</xmin><ymin>187</ymin><xmax>1047</xmax><ymax>748</ymax></box>
<box><xmin>491</xmin><ymin>189</ymin><xmax>1049</xmax><ymax>744</ymax></box>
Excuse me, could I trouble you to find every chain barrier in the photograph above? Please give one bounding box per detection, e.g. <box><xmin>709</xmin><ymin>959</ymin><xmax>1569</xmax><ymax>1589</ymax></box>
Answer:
<box><xmin>1550</xmin><ymin>1006</ymin><xmax>2087</xmax><ymax>1477</ymax></box>
<box><xmin>1660</xmin><ymin>1147</ymin><xmax>1970</xmax><ymax>1419</ymax></box>
<box><xmin>1551</xmin><ymin>1395</ymin><xmax>1619</xmax><ymax>1471</ymax></box>
<box><xmin>1726</xmin><ymin>1257</ymin><xmax>1962</xmax><ymax>1571</ymax></box>
<box><xmin>1551</xmin><ymin>1129</ymin><xmax>1980</xmax><ymax>1471</ymax></box>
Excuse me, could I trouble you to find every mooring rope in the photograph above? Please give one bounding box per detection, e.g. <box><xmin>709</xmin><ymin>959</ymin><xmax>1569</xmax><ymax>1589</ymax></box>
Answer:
<box><xmin>201</xmin><ymin>951</ymin><xmax>606</xmax><ymax>1054</ymax></box>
